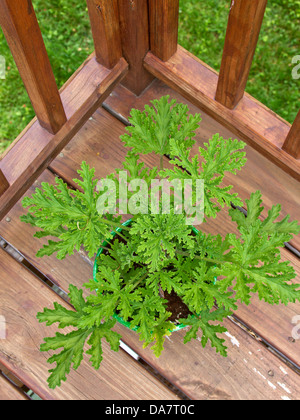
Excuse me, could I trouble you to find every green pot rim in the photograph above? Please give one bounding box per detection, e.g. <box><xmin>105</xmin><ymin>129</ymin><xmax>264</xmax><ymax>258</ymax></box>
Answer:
<box><xmin>93</xmin><ymin>219</ymin><xmax>216</xmax><ymax>333</ymax></box>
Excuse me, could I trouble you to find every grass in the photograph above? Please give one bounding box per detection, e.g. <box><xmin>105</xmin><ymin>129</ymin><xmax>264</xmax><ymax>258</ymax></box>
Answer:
<box><xmin>0</xmin><ymin>0</ymin><xmax>299</xmax><ymax>155</ymax></box>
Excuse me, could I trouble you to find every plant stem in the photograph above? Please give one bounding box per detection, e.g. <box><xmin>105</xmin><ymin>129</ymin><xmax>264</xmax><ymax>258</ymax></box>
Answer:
<box><xmin>129</xmin><ymin>271</ymin><xmax>149</xmax><ymax>291</ymax></box>
<box><xmin>101</xmin><ymin>217</ymin><xmax>131</xmax><ymax>231</ymax></box>
<box><xmin>99</xmin><ymin>245</ymin><xmax>113</xmax><ymax>252</ymax></box>
<box><xmin>114</xmin><ymin>230</ymin><xmax>128</xmax><ymax>243</ymax></box>
<box><xmin>160</xmin><ymin>155</ymin><xmax>164</xmax><ymax>172</ymax></box>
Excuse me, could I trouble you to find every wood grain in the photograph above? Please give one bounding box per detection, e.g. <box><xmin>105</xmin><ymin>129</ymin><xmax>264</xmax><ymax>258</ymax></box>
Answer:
<box><xmin>2</xmin><ymin>168</ymin><xmax>300</xmax><ymax>400</ymax></box>
<box><xmin>215</xmin><ymin>0</ymin><xmax>268</xmax><ymax>109</ymax></box>
<box><xmin>0</xmin><ymin>374</ymin><xmax>28</xmax><ymax>400</ymax></box>
<box><xmin>119</xmin><ymin>314</ymin><xmax>300</xmax><ymax>400</ymax></box>
<box><xmin>47</xmin><ymin>105</ymin><xmax>300</xmax><ymax>369</ymax></box>
<box><xmin>103</xmin><ymin>82</ymin><xmax>300</xmax><ymax>367</ymax></box>
<box><xmin>105</xmin><ymin>79</ymin><xmax>300</xmax><ymax>251</ymax></box>
<box><xmin>117</xmin><ymin>0</ymin><xmax>154</xmax><ymax>95</ymax></box>
<box><xmin>0</xmin><ymin>247</ymin><xmax>179</xmax><ymax>400</ymax></box>
<box><xmin>4</xmin><ymin>164</ymin><xmax>299</xmax><ymax>371</ymax></box>
<box><xmin>0</xmin><ymin>170</ymin><xmax>9</xmax><ymax>197</ymax></box>
<box><xmin>86</xmin><ymin>0</ymin><xmax>122</xmax><ymax>69</ymax></box>
<box><xmin>0</xmin><ymin>0</ymin><xmax>66</xmax><ymax>134</ymax></box>
<box><xmin>1</xmin><ymin>73</ymin><xmax>299</xmax><ymax>400</ymax></box>
<box><xmin>149</xmin><ymin>0</ymin><xmax>179</xmax><ymax>61</ymax></box>
<box><xmin>143</xmin><ymin>47</ymin><xmax>300</xmax><ymax>181</ymax></box>
<box><xmin>1</xmin><ymin>171</ymin><xmax>299</xmax><ymax>400</ymax></box>
<box><xmin>0</xmin><ymin>57</ymin><xmax>128</xmax><ymax>221</ymax></box>
<box><xmin>282</xmin><ymin>110</ymin><xmax>300</xmax><ymax>159</ymax></box>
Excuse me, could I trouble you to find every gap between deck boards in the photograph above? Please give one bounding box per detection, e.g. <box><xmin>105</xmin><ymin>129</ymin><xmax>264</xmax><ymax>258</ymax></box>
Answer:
<box><xmin>49</xmin><ymin>99</ymin><xmax>300</xmax><ymax>374</ymax></box>
<box><xmin>0</xmin><ymin>238</ymin><xmax>188</xmax><ymax>400</ymax></box>
<box><xmin>99</xmin><ymin>97</ymin><xmax>300</xmax><ymax>372</ymax></box>
<box><xmin>101</xmin><ymin>99</ymin><xmax>300</xmax><ymax>261</ymax></box>
<box><xmin>1</xmin><ymin>82</ymin><xmax>299</xmax><ymax>399</ymax></box>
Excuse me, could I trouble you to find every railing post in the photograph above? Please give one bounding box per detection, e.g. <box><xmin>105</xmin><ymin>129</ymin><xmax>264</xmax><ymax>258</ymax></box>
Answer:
<box><xmin>149</xmin><ymin>0</ymin><xmax>179</xmax><ymax>61</ymax></box>
<box><xmin>86</xmin><ymin>0</ymin><xmax>122</xmax><ymax>69</ymax></box>
<box><xmin>117</xmin><ymin>0</ymin><xmax>153</xmax><ymax>95</ymax></box>
<box><xmin>215</xmin><ymin>0</ymin><xmax>268</xmax><ymax>110</ymax></box>
<box><xmin>0</xmin><ymin>170</ymin><xmax>9</xmax><ymax>197</ymax></box>
<box><xmin>0</xmin><ymin>0</ymin><xmax>66</xmax><ymax>134</ymax></box>
<box><xmin>282</xmin><ymin>111</ymin><xmax>300</xmax><ymax>159</ymax></box>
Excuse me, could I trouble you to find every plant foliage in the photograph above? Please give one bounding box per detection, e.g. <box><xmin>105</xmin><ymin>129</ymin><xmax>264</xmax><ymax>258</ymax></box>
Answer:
<box><xmin>21</xmin><ymin>96</ymin><xmax>300</xmax><ymax>389</ymax></box>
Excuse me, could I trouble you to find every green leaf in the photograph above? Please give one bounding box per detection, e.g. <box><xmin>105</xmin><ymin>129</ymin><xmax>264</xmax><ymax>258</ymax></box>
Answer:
<box><xmin>121</xmin><ymin>96</ymin><xmax>201</xmax><ymax>157</ymax></box>
<box><xmin>148</xmin><ymin>313</ymin><xmax>175</xmax><ymax>358</ymax></box>
<box><xmin>218</xmin><ymin>192</ymin><xmax>300</xmax><ymax>305</ymax></box>
<box><xmin>41</xmin><ymin>329</ymin><xmax>91</xmax><ymax>389</ymax></box>
<box><xmin>37</xmin><ymin>303</ymin><xmax>81</xmax><ymax>329</ymax></box>
<box><xmin>179</xmin><ymin>308</ymin><xmax>230</xmax><ymax>357</ymax></box>
<box><xmin>131</xmin><ymin>295</ymin><xmax>167</xmax><ymax>343</ymax></box>
<box><xmin>87</xmin><ymin>319</ymin><xmax>121</xmax><ymax>370</ymax></box>
<box><xmin>21</xmin><ymin>161</ymin><xmax>116</xmax><ymax>259</ymax></box>
<box><xmin>162</xmin><ymin>134</ymin><xmax>247</xmax><ymax>219</ymax></box>
<box><xmin>130</xmin><ymin>213</ymin><xmax>194</xmax><ymax>272</ymax></box>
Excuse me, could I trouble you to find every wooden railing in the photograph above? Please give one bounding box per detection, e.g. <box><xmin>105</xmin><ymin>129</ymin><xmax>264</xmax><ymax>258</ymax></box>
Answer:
<box><xmin>0</xmin><ymin>0</ymin><xmax>299</xmax><ymax>220</ymax></box>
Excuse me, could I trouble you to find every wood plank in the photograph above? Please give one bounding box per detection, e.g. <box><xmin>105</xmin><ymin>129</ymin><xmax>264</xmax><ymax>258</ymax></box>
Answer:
<box><xmin>149</xmin><ymin>0</ymin><xmax>179</xmax><ymax>61</ymax></box>
<box><xmin>8</xmin><ymin>164</ymin><xmax>298</xmax><ymax>372</ymax></box>
<box><xmin>104</xmin><ymin>83</ymin><xmax>300</xmax><ymax>362</ymax></box>
<box><xmin>47</xmin><ymin>106</ymin><xmax>300</xmax><ymax>369</ymax></box>
<box><xmin>0</xmin><ymin>374</ymin><xmax>28</xmax><ymax>400</ymax></box>
<box><xmin>282</xmin><ymin>110</ymin><xmax>300</xmax><ymax>159</ymax></box>
<box><xmin>119</xmin><ymin>315</ymin><xmax>300</xmax><ymax>400</ymax></box>
<box><xmin>0</xmin><ymin>170</ymin><xmax>97</xmax><ymax>292</ymax></box>
<box><xmin>105</xmin><ymin>80</ymin><xmax>300</xmax><ymax>252</ymax></box>
<box><xmin>0</xmin><ymin>0</ymin><xmax>66</xmax><ymax>134</ymax></box>
<box><xmin>143</xmin><ymin>47</ymin><xmax>300</xmax><ymax>181</ymax></box>
<box><xmin>86</xmin><ymin>0</ymin><xmax>122</xmax><ymax>69</ymax></box>
<box><xmin>0</xmin><ymin>57</ymin><xmax>128</xmax><ymax>221</ymax></box>
<box><xmin>117</xmin><ymin>0</ymin><xmax>154</xmax><ymax>95</ymax></box>
<box><xmin>2</xmin><ymin>202</ymin><xmax>300</xmax><ymax>400</ymax></box>
<box><xmin>215</xmin><ymin>0</ymin><xmax>268</xmax><ymax>109</ymax></box>
<box><xmin>2</xmin><ymin>100</ymin><xmax>299</xmax><ymax>398</ymax></box>
<box><xmin>0</xmin><ymin>170</ymin><xmax>9</xmax><ymax>197</ymax></box>
<box><xmin>2</xmin><ymin>169</ymin><xmax>300</xmax><ymax>400</ymax></box>
<box><xmin>0</xmin><ymin>247</ymin><xmax>179</xmax><ymax>400</ymax></box>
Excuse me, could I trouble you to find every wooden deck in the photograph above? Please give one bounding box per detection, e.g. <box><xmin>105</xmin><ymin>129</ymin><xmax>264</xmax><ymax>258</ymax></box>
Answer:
<box><xmin>0</xmin><ymin>79</ymin><xmax>299</xmax><ymax>400</ymax></box>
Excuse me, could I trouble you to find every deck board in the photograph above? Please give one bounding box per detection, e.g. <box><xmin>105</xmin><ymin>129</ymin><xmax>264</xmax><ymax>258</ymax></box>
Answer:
<box><xmin>3</xmin><ymin>166</ymin><xmax>299</xmax><ymax>369</ymax></box>
<box><xmin>0</xmin><ymin>373</ymin><xmax>28</xmax><ymax>400</ymax></box>
<box><xmin>1</xmin><ymin>107</ymin><xmax>299</xmax><ymax>399</ymax></box>
<box><xmin>0</xmin><ymin>247</ymin><xmax>179</xmax><ymax>400</ymax></box>
<box><xmin>105</xmin><ymin>80</ymin><xmax>300</xmax><ymax>252</ymax></box>
<box><xmin>0</xmin><ymin>79</ymin><xmax>299</xmax><ymax>400</ymax></box>
<box><xmin>47</xmin><ymin>105</ymin><xmax>300</xmax><ymax>369</ymax></box>
<box><xmin>1</xmin><ymin>173</ymin><xmax>300</xmax><ymax>400</ymax></box>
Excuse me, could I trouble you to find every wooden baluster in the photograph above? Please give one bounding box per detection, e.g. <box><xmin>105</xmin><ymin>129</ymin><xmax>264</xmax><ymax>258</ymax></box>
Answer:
<box><xmin>215</xmin><ymin>0</ymin><xmax>268</xmax><ymax>109</ymax></box>
<box><xmin>149</xmin><ymin>0</ymin><xmax>179</xmax><ymax>61</ymax></box>
<box><xmin>0</xmin><ymin>0</ymin><xmax>66</xmax><ymax>134</ymax></box>
<box><xmin>117</xmin><ymin>0</ymin><xmax>153</xmax><ymax>95</ymax></box>
<box><xmin>0</xmin><ymin>170</ymin><xmax>9</xmax><ymax>197</ymax></box>
<box><xmin>86</xmin><ymin>0</ymin><xmax>122</xmax><ymax>69</ymax></box>
<box><xmin>282</xmin><ymin>111</ymin><xmax>300</xmax><ymax>159</ymax></box>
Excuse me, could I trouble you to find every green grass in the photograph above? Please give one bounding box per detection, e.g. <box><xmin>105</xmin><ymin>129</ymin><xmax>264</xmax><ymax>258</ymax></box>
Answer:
<box><xmin>0</xmin><ymin>0</ymin><xmax>299</xmax><ymax>155</ymax></box>
<box><xmin>178</xmin><ymin>0</ymin><xmax>300</xmax><ymax>123</ymax></box>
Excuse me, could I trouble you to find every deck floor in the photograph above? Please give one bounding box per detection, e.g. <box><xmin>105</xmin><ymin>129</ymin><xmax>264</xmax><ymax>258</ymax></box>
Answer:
<box><xmin>0</xmin><ymin>79</ymin><xmax>300</xmax><ymax>400</ymax></box>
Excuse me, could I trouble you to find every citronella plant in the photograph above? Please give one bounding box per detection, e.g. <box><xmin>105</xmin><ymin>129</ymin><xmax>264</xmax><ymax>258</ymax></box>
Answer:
<box><xmin>21</xmin><ymin>96</ymin><xmax>300</xmax><ymax>389</ymax></box>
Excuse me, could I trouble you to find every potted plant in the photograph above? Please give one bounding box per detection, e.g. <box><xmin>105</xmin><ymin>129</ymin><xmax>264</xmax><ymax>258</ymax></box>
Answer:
<box><xmin>21</xmin><ymin>96</ymin><xmax>300</xmax><ymax>389</ymax></box>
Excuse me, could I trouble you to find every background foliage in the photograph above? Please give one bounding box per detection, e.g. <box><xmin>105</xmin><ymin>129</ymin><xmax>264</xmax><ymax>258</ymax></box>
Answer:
<box><xmin>0</xmin><ymin>0</ymin><xmax>299</xmax><ymax>154</ymax></box>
